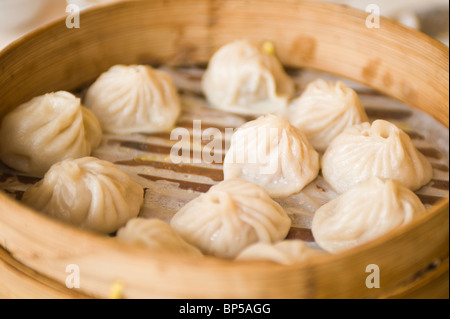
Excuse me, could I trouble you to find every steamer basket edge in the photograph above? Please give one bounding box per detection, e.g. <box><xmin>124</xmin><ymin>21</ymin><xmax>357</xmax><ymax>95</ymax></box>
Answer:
<box><xmin>0</xmin><ymin>0</ymin><xmax>448</xmax><ymax>298</ymax></box>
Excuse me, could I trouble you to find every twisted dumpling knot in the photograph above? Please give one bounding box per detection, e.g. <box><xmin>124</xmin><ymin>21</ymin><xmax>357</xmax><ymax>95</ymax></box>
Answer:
<box><xmin>116</xmin><ymin>218</ymin><xmax>203</xmax><ymax>257</ymax></box>
<box><xmin>311</xmin><ymin>177</ymin><xmax>427</xmax><ymax>253</ymax></box>
<box><xmin>223</xmin><ymin>114</ymin><xmax>320</xmax><ymax>197</ymax></box>
<box><xmin>22</xmin><ymin>157</ymin><xmax>144</xmax><ymax>234</ymax></box>
<box><xmin>288</xmin><ymin>79</ymin><xmax>368</xmax><ymax>151</ymax></box>
<box><xmin>202</xmin><ymin>39</ymin><xmax>295</xmax><ymax>115</ymax></box>
<box><xmin>84</xmin><ymin>64</ymin><xmax>181</xmax><ymax>134</ymax></box>
<box><xmin>170</xmin><ymin>178</ymin><xmax>292</xmax><ymax>259</ymax></box>
<box><xmin>321</xmin><ymin>119</ymin><xmax>433</xmax><ymax>193</ymax></box>
<box><xmin>0</xmin><ymin>91</ymin><xmax>102</xmax><ymax>176</ymax></box>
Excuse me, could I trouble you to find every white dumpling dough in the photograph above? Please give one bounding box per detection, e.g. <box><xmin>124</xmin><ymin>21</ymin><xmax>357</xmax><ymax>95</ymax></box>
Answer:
<box><xmin>311</xmin><ymin>177</ymin><xmax>426</xmax><ymax>253</ymax></box>
<box><xmin>288</xmin><ymin>79</ymin><xmax>368</xmax><ymax>151</ymax></box>
<box><xmin>202</xmin><ymin>39</ymin><xmax>295</xmax><ymax>115</ymax></box>
<box><xmin>84</xmin><ymin>64</ymin><xmax>181</xmax><ymax>134</ymax></box>
<box><xmin>223</xmin><ymin>114</ymin><xmax>320</xmax><ymax>197</ymax></box>
<box><xmin>116</xmin><ymin>218</ymin><xmax>202</xmax><ymax>257</ymax></box>
<box><xmin>170</xmin><ymin>178</ymin><xmax>292</xmax><ymax>259</ymax></box>
<box><xmin>22</xmin><ymin>157</ymin><xmax>144</xmax><ymax>234</ymax></box>
<box><xmin>0</xmin><ymin>91</ymin><xmax>102</xmax><ymax>176</ymax></box>
<box><xmin>321</xmin><ymin>119</ymin><xmax>433</xmax><ymax>193</ymax></box>
<box><xmin>235</xmin><ymin>240</ymin><xmax>323</xmax><ymax>265</ymax></box>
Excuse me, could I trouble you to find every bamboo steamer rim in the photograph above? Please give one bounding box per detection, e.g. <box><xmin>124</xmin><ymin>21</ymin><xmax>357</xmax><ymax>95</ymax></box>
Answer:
<box><xmin>0</xmin><ymin>0</ymin><xmax>448</xmax><ymax>298</ymax></box>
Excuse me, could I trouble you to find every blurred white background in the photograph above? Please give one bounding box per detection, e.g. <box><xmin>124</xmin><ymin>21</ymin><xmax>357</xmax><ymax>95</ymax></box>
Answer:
<box><xmin>321</xmin><ymin>0</ymin><xmax>449</xmax><ymax>45</ymax></box>
<box><xmin>0</xmin><ymin>0</ymin><xmax>117</xmax><ymax>49</ymax></box>
<box><xmin>0</xmin><ymin>0</ymin><xmax>448</xmax><ymax>50</ymax></box>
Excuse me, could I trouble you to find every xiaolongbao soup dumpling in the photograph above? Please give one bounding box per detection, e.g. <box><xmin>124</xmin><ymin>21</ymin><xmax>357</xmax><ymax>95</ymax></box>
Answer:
<box><xmin>84</xmin><ymin>64</ymin><xmax>181</xmax><ymax>134</ymax></box>
<box><xmin>235</xmin><ymin>240</ymin><xmax>323</xmax><ymax>265</ymax></box>
<box><xmin>202</xmin><ymin>39</ymin><xmax>295</xmax><ymax>115</ymax></box>
<box><xmin>311</xmin><ymin>177</ymin><xmax>426</xmax><ymax>253</ymax></box>
<box><xmin>288</xmin><ymin>79</ymin><xmax>368</xmax><ymax>151</ymax></box>
<box><xmin>223</xmin><ymin>114</ymin><xmax>320</xmax><ymax>197</ymax></box>
<box><xmin>170</xmin><ymin>178</ymin><xmax>292</xmax><ymax>259</ymax></box>
<box><xmin>0</xmin><ymin>91</ymin><xmax>102</xmax><ymax>176</ymax></box>
<box><xmin>22</xmin><ymin>157</ymin><xmax>144</xmax><ymax>234</ymax></box>
<box><xmin>321</xmin><ymin>119</ymin><xmax>433</xmax><ymax>193</ymax></box>
<box><xmin>116</xmin><ymin>218</ymin><xmax>202</xmax><ymax>257</ymax></box>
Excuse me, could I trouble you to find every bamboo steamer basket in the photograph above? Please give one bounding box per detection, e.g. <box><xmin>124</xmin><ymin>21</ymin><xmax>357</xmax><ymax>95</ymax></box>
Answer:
<box><xmin>0</xmin><ymin>0</ymin><xmax>448</xmax><ymax>299</ymax></box>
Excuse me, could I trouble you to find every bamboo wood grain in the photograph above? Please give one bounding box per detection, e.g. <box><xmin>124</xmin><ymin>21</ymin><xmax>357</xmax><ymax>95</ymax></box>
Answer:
<box><xmin>0</xmin><ymin>247</ymin><xmax>89</xmax><ymax>299</ymax></box>
<box><xmin>0</xmin><ymin>0</ymin><xmax>448</xmax><ymax>298</ymax></box>
<box><xmin>382</xmin><ymin>258</ymin><xmax>449</xmax><ymax>299</ymax></box>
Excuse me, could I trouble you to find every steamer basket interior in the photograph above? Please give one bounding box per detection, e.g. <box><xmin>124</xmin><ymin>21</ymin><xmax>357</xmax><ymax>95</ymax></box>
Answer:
<box><xmin>0</xmin><ymin>0</ymin><xmax>448</xmax><ymax>299</ymax></box>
